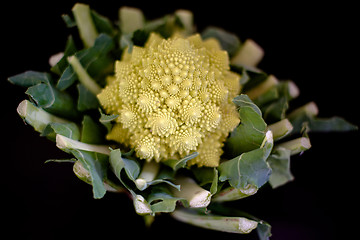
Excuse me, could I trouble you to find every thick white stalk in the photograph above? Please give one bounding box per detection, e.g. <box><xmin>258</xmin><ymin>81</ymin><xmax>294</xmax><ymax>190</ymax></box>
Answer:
<box><xmin>135</xmin><ymin>161</ymin><xmax>160</xmax><ymax>191</ymax></box>
<box><xmin>212</xmin><ymin>184</ymin><xmax>258</xmax><ymax>202</ymax></box>
<box><xmin>245</xmin><ymin>74</ymin><xmax>279</xmax><ymax>100</ymax></box>
<box><xmin>288</xmin><ymin>102</ymin><xmax>319</xmax><ymax>119</ymax></box>
<box><xmin>231</xmin><ymin>39</ymin><xmax>264</xmax><ymax>67</ymax></box>
<box><xmin>68</xmin><ymin>56</ymin><xmax>102</xmax><ymax>95</ymax></box>
<box><xmin>72</xmin><ymin>3</ymin><xmax>98</xmax><ymax>48</ymax></box>
<box><xmin>267</xmin><ymin>118</ymin><xmax>293</xmax><ymax>140</ymax></box>
<box><xmin>172</xmin><ymin>176</ymin><xmax>211</xmax><ymax>208</ymax></box>
<box><xmin>119</xmin><ymin>7</ymin><xmax>144</xmax><ymax>34</ymax></box>
<box><xmin>17</xmin><ymin>100</ymin><xmax>69</xmax><ymax>133</ymax></box>
<box><xmin>171</xmin><ymin>209</ymin><xmax>258</xmax><ymax>234</ymax></box>
<box><xmin>276</xmin><ymin>137</ymin><xmax>311</xmax><ymax>155</ymax></box>
<box><xmin>56</xmin><ymin>134</ymin><xmax>110</xmax><ymax>155</ymax></box>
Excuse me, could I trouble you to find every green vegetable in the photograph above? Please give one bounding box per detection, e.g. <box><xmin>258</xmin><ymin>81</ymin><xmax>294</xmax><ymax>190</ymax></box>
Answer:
<box><xmin>8</xmin><ymin>3</ymin><xmax>357</xmax><ymax>239</ymax></box>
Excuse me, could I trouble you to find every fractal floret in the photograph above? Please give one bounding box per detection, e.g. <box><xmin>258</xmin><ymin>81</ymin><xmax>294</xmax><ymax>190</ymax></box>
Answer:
<box><xmin>98</xmin><ymin>33</ymin><xmax>241</xmax><ymax>167</ymax></box>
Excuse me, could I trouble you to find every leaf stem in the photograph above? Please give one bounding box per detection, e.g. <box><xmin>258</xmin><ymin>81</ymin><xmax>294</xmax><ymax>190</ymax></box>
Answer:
<box><xmin>267</xmin><ymin>118</ymin><xmax>293</xmax><ymax>140</ymax></box>
<box><xmin>135</xmin><ymin>161</ymin><xmax>160</xmax><ymax>191</ymax></box>
<box><xmin>119</xmin><ymin>7</ymin><xmax>144</xmax><ymax>34</ymax></box>
<box><xmin>56</xmin><ymin>134</ymin><xmax>110</xmax><ymax>155</ymax></box>
<box><xmin>212</xmin><ymin>184</ymin><xmax>258</xmax><ymax>202</ymax></box>
<box><xmin>171</xmin><ymin>209</ymin><xmax>258</xmax><ymax>234</ymax></box>
<box><xmin>245</xmin><ymin>74</ymin><xmax>279</xmax><ymax>100</ymax></box>
<box><xmin>68</xmin><ymin>55</ymin><xmax>102</xmax><ymax>95</ymax></box>
<box><xmin>287</xmin><ymin>102</ymin><xmax>319</xmax><ymax>120</ymax></box>
<box><xmin>17</xmin><ymin>100</ymin><xmax>70</xmax><ymax>133</ymax></box>
<box><xmin>172</xmin><ymin>176</ymin><xmax>211</xmax><ymax>208</ymax></box>
<box><xmin>231</xmin><ymin>39</ymin><xmax>264</xmax><ymax>67</ymax></box>
<box><xmin>276</xmin><ymin>137</ymin><xmax>311</xmax><ymax>155</ymax></box>
<box><xmin>72</xmin><ymin>3</ymin><xmax>98</xmax><ymax>48</ymax></box>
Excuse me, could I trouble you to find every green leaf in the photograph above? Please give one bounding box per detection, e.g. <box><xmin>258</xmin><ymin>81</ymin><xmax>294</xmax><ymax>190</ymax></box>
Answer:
<box><xmin>57</xmin><ymin>34</ymin><xmax>115</xmax><ymax>90</ymax></box>
<box><xmin>42</xmin><ymin>122</ymin><xmax>80</xmax><ymax>141</ymax></box>
<box><xmin>225</xmin><ymin>104</ymin><xmax>267</xmax><ymax>157</ymax></box>
<box><xmin>257</xmin><ymin>222</ymin><xmax>272</xmax><ymax>240</ymax></box>
<box><xmin>8</xmin><ymin>71</ymin><xmax>51</xmax><ymax>87</ymax></box>
<box><xmin>233</xmin><ymin>94</ymin><xmax>262</xmax><ymax>116</ymax></box>
<box><xmin>51</xmin><ymin>36</ymin><xmax>78</xmax><ymax>75</ymax></box>
<box><xmin>267</xmin><ymin>147</ymin><xmax>293</xmax><ymax>188</ymax></box>
<box><xmin>201</xmin><ymin>27</ymin><xmax>241</xmax><ymax>57</ymax></box>
<box><xmin>109</xmin><ymin>149</ymin><xmax>140</xmax><ymax>182</ymax></box>
<box><xmin>99</xmin><ymin>109</ymin><xmax>118</xmax><ymax>133</ymax></box>
<box><xmin>25</xmin><ymin>82</ymin><xmax>78</xmax><ymax>119</ymax></box>
<box><xmin>91</xmin><ymin>10</ymin><xmax>116</xmax><ymax>36</ymax></box>
<box><xmin>80</xmin><ymin>115</ymin><xmax>104</xmax><ymax>144</ymax></box>
<box><xmin>148</xmin><ymin>185</ymin><xmax>183</xmax><ymax>213</ymax></box>
<box><xmin>62</xmin><ymin>14</ymin><xmax>76</xmax><ymax>28</ymax></box>
<box><xmin>77</xmin><ymin>83</ymin><xmax>100</xmax><ymax>111</ymax></box>
<box><xmin>71</xmin><ymin>149</ymin><xmax>109</xmax><ymax>199</ymax></box>
<box><xmin>44</xmin><ymin>158</ymin><xmax>76</xmax><ymax>164</ymax></box>
<box><xmin>232</xmin><ymin>66</ymin><xmax>268</xmax><ymax>93</ymax></box>
<box><xmin>219</xmin><ymin>131</ymin><xmax>273</xmax><ymax>189</ymax></box>
<box><xmin>162</xmin><ymin>152</ymin><xmax>198</xmax><ymax>171</ymax></box>
<box><xmin>11</xmin><ymin>71</ymin><xmax>79</xmax><ymax>119</ymax></box>
<box><xmin>289</xmin><ymin>112</ymin><xmax>358</xmax><ymax>134</ymax></box>
<box><xmin>192</xmin><ymin>167</ymin><xmax>218</xmax><ymax>195</ymax></box>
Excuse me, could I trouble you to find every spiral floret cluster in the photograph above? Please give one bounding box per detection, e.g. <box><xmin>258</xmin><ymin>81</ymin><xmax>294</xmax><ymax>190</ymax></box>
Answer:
<box><xmin>98</xmin><ymin>33</ymin><xmax>241</xmax><ymax>167</ymax></box>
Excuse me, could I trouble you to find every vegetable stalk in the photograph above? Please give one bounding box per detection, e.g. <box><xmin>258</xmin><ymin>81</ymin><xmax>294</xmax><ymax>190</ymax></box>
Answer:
<box><xmin>276</xmin><ymin>137</ymin><xmax>311</xmax><ymax>155</ymax></box>
<box><xmin>67</xmin><ymin>56</ymin><xmax>102</xmax><ymax>95</ymax></box>
<box><xmin>56</xmin><ymin>134</ymin><xmax>110</xmax><ymax>155</ymax></box>
<box><xmin>135</xmin><ymin>161</ymin><xmax>160</xmax><ymax>191</ymax></box>
<box><xmin>72</xmin><ymin>3</ymin><xmax>98</xmax><ymax>48</ymax></box>
<box><xmin>171</xmin><ymin>209</ymin><xmax>258</xmax><ymax>234</ymax></box>
<box><xmin>17</xmin><ymin>100</ymin><xmax>70</xmax><ymax>133</ymax></box>
<box><xmin>172</xmin><ymin>176</ymin><xmax>211</xmax><ymax>208</ymax></box>
<box><xmin>267</xmin><ymin>118</ymin><xmax>293</xmax><ymax>140</ymax></box>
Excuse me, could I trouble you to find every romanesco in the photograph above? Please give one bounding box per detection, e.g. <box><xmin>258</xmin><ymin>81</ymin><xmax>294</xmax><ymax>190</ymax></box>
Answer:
<box><xmin>97</xmin><ymin>33</ymin><xmax>241</xmax><ymax>167</ymax></box>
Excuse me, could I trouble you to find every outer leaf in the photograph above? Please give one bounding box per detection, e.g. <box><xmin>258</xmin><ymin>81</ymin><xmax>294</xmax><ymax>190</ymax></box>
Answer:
<box><xmin>77</xmin><ymin>83</ymin><xmax>100</xmax><ymax>111</ymax></box>
<box><xmin>42</xmin><ymin>122</ymin><xmax>80</xmax><ymax>141</ymax></box>
<box><xmin>148</xmin><ymin>185</ymin><xmax>184</xmax><ymax>213</ymax></box>
<box><xmin>90</xmin><ymin>9</ymin><xmax>116</xmax><ymax>36</ymax></box>
<box><xmin>267</xmin><ymin>147</ymin><xmax>293</xmax><ymax>188</ymax></box>
<box><xmin>225</xmin><ymin>105</ymin><xmax>267</xmax><ymax>157</ymax></box>
<box><xmin>192</xmin><ymin>167</ymin><xmax>218</xmax><ymax>195</ymax></box>
<box><xmin>51</xmin><ymin>36</ymin><xmax>78</xmax><ymax>75</ymax></box>
<box><xmin>99</xmin><ymin>109</ymin><xmax>119</xmax><ymax>133</ymax></box>
<box><xmin>219</xmin><ymin>131</ymin><xmax>273</xmax><ymax>189</ymax></box>
<box><xmin>162</xmin><ymin>152</ymin><xmax>198</xmax><ymax>171</ymax></box>
<box><xmin>201</xmin><ymin>26</ymin><xmax>241</xmax><ymax>57</ymax></box>
<box><xmin>233</xmin><ymin>94</ymin><xmax>262</xmax><ymax>116</ymax></box>
<box><xmin>71</xmin><ymin>149</ymin><xmax>108</xmax><ymax>199</ymax></box>
<box><xmin>25</xmin><ymin>82</ymin><xmax>78</xmax><ymax>119</ymax></box>
<box><xmin>81</xmin><ymin>115</ymin><xmax>104</xmax><ymax>144</ymax></box>
<box><xmin>57</xmin><ymin>34</ymin><xmax>114</xmax><ymax>90</ymax></box>
<box><xmin>289</xmin><ymin>112</ymin><xmax>358</xmax><ymax>134</ymax></box>
<box><xmin>8</xmin><ymin>71</ymin><xmax>51</xmax><ymax>87</ymax></box>
<box><xmin>109</xmin><ymin>149</ymin><xmax>140</xmax><ymax>182</ymax></box>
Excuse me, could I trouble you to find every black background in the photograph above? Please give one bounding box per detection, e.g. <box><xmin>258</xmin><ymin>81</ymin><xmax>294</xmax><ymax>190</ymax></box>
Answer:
<box><xmin>1</xmin><ymin>1</ymin><xmax>359</xmax><ymax>239</ymax></box>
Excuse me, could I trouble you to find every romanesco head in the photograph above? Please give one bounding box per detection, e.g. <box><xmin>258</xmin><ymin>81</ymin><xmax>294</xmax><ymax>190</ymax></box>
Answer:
<box><xmin>98</xmin><ymin>33</ymin><xmax>241</xmax><ymax>167</ymax></box>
